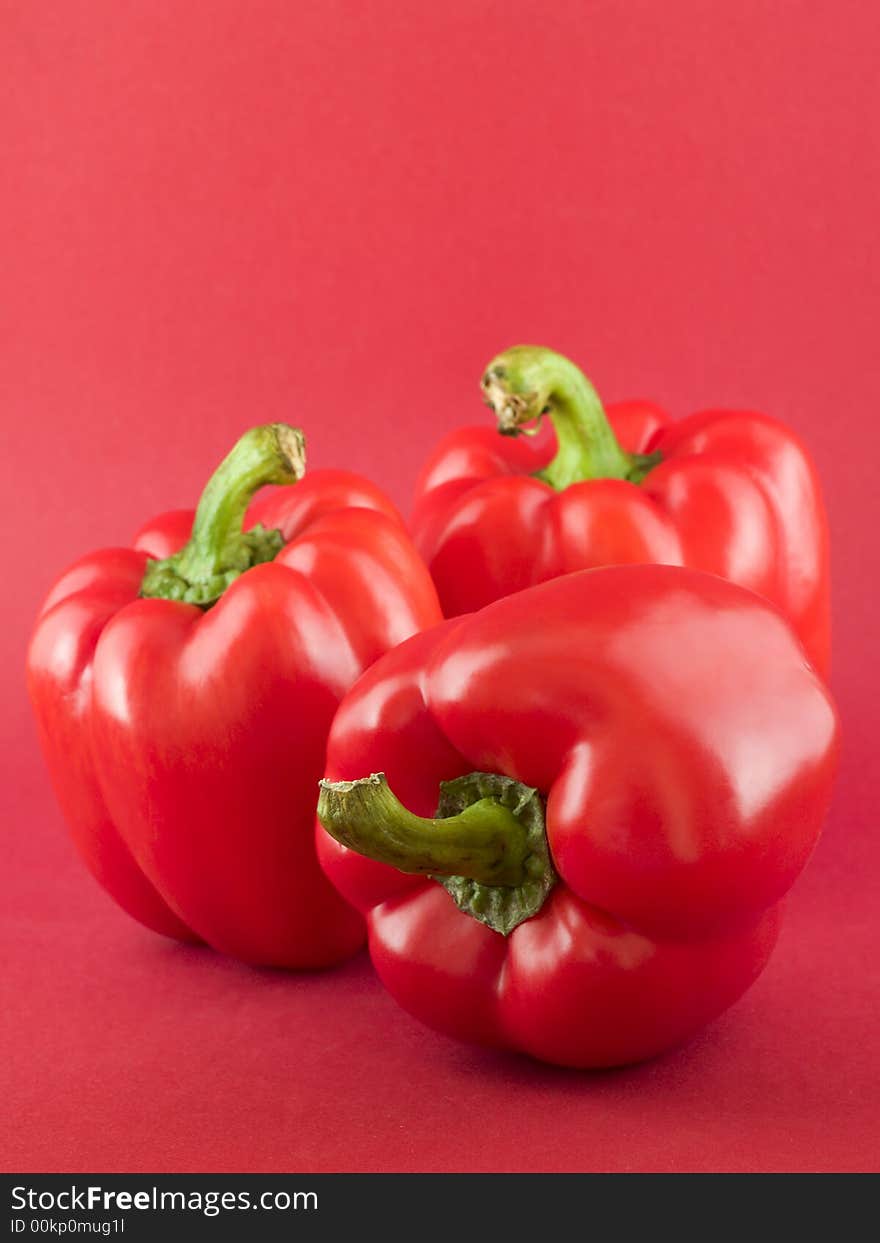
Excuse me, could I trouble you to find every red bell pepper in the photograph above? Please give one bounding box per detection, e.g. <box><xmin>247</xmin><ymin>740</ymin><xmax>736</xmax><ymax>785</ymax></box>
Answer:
<box><xmin>317</xmin><ymin>566</ymin><xmax>839</xmax><ymax>1067</ymax></box>
<box><xmin>412</xmin><ymin>346</ymin><xmax>830</xmax><ymax>674</ymax></box>
<box><xmin>27</xmin><ymin>424</ymin><xmax>442</xmax><ymax>968</ymax></box>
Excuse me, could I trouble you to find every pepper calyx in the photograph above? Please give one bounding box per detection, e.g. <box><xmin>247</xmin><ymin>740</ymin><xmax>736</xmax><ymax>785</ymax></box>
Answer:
<box><xmin>317</xmin><ymin>770</ymin><xmax>556</xmax><ymax>936</ymax></box>
<box><xmin>140</xmin><ymin>423</ymin><xmax>305</xmax><ymax>608</ymax></box>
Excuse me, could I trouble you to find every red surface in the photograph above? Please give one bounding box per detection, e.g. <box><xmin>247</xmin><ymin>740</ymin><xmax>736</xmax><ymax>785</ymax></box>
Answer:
<box><xmin>2</xmin><ymin>1</ymin><xmax>878</xmax><ymax>1171</ymax></box>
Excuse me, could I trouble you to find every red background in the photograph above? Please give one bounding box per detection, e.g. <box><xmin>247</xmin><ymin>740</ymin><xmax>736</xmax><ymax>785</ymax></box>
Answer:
<box><xmin>3</xmin><ymin>1</ymin><xmax>878</xmax><ymax>1172</ymax></box>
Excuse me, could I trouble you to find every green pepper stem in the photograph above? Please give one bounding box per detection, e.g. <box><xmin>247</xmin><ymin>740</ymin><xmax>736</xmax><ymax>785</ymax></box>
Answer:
<box><xmin>481</xmin><ymin>345</ymin><xmax>656</xmax><ymax>490</ymax></box>
<box><xmin>140</xmin><ymin>424</ymin><xmax>306</xmax><ymax>607</ymax></box>
<box><xmin>317</xmin><ymin>773</ymin><xmax>530</xmax><ymax>887</ymax></box>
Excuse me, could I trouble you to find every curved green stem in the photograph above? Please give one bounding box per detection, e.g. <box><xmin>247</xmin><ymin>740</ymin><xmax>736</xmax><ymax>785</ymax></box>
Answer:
<box><xmin>318</xmin><ymin>771</ymin><xmax>557</xmax><ymax>936</ymax></box>
<box><xmin>317</xmin><ymin>773</ymin><xmax>529</xmax><ymax>886</ymax></box>
<box><xmin>481</xmin><ymin>345</ymin><xmax>660</xmax><ymax>490</ymax></box>
<box><xmin>140</xmin><ymin>424</ymin><xmax>306</xmax><ymax>608</ymax></box>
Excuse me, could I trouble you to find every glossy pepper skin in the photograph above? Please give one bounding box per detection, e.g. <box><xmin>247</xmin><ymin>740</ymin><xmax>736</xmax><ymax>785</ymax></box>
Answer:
<box><xmin>27</xmin><ymin>425</ymin><xmax>442</xmax><ymax>968</ymax></box>
<box><xmin>317</xmin><ymin>566</ymin><xmax>839</xmax><ymax>1068</ymax></box>
<box><xmin>412</xmin><ymin>346</ymin><xmax>830</xmax><ymax>675</ymax></box>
